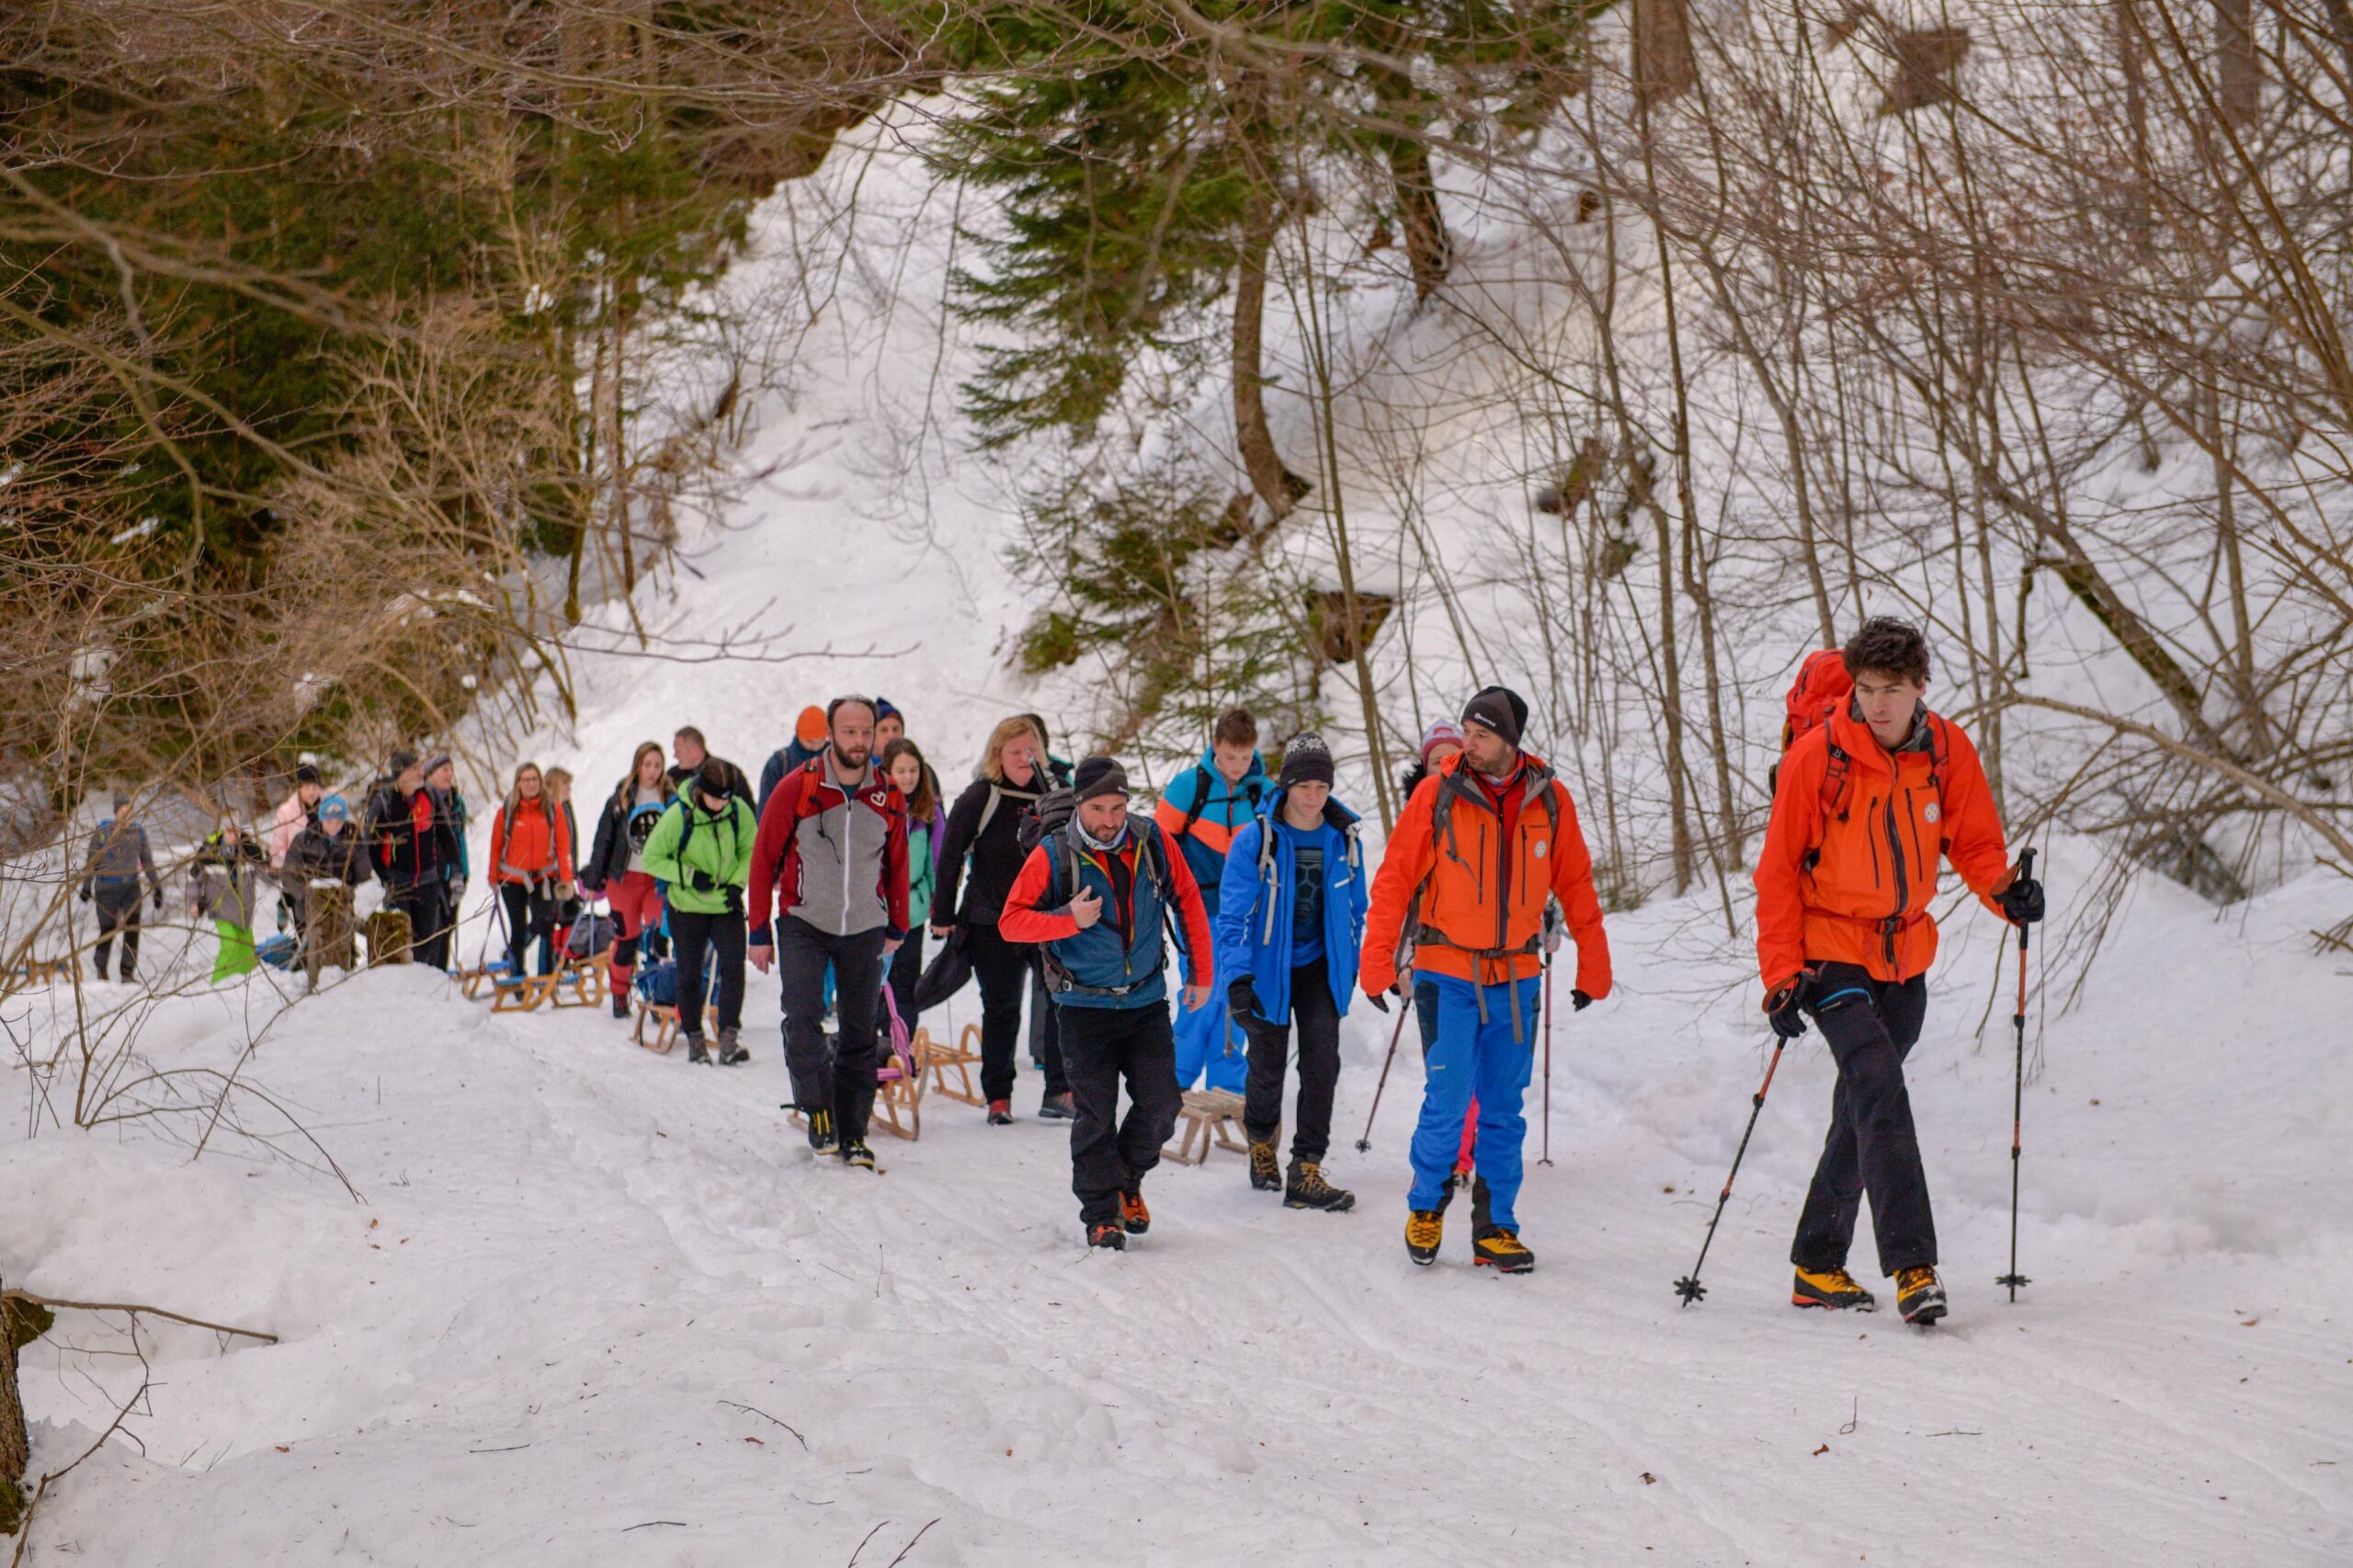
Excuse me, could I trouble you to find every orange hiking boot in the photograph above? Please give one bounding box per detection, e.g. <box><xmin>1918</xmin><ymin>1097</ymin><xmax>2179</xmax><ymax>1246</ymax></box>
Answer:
<box><xmin>1405</xmin><ymin>1209</ymin><xmax>1444</xmax><ymax>1267</ymax></box>
<box><xmin>1472</xmin><ymin>1227</ymin><xmax>1536</xmax><ymax>1274</ymax></box>
<box><xmin>1086</xmin><ymin>1221</ymin><xmax>1126</xmax><ymax>1252</ymax></box>
<box><xmin>1120</xmin><ymin>1187</ymin><xmax>1151</xmax><ymax>1235</ymax></box>
<box><xmin>1792</xmin><ymin>1266</ymin><xmax>1877</xmax><ymax>1312</ymax></box>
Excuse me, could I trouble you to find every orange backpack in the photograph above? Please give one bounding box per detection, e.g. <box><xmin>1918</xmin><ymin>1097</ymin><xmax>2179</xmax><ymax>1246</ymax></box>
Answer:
<box><xmin>1773</xmin><ymin>649</ymin><xmax>1948</xmax><ymax>830</ymax></box>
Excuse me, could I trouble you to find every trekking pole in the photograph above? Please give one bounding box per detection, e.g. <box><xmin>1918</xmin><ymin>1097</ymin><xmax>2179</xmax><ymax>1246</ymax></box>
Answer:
<box><xmin>1538</xmin><ymin>960</ymin><xmax>1554</xmax><ymax>1167</ymax></box>
<box><xmin>1674</xmin><ymin>1035</ymin><xmax>1790</xmax><ymax>1307</ymax></box>
<box><xmin>1354</xmin><ymin>1003</ymin><xmax>1412</xmax><ymax>1153</ymax></box>
<box><xmin>1997</xmin><ymin>846</ymin><xmax>2036</xmax><ymax>1303</ymax></box>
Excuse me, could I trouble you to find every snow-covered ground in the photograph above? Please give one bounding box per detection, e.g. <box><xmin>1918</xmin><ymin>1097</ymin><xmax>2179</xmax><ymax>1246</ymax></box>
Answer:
<box><xmin>6</xmin><ymin>118</ymin><xmax>2350</xmax><ymax>1565</ymax></box>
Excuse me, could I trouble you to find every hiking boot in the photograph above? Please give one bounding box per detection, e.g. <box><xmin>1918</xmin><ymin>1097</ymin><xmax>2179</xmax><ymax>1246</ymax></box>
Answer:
<box><xmin>802</xmin><ymin>1108</ymin><xmax>837</xmax><ymax>1156</ymax></box>
<box><xmin>1038</xmin><ymin>1093</ymin><xmax>1075</xmax><ymax>1120</ymax></box>
<box><xmin>986</xmin><ymin>1099</ymin><xmax>1014</xmax><ymax>1126</ymax></box>
<box><xmin>1284</xmin><ymin>1161</ymin><xmax>1356</xmax><ymax>1212</ymax></box>
<box><xmin>685</xmin><ymin>1035</ymin><xmax>709</xmax><ymax>1065</ymax></box>
<box><xmin>1087</xmin><ymin>1221</ymin><xmax>1126</xmax><ymax>1252</ymax></box>
<box><xmin>1405</xmin><ymin>1209</ymin><xmax>1445</xmax><ymax>1267</ymax></box>
<box><xmin>1247</xmin><ymin>1140</ymin><xmax>1282</xmax><ymax>1192</ymax></box>
<box><xmin>611</xmin><ymin>994</ymin><xmax>631</xmax><ymax>1019</ymax></box>
<box><xmin>1895</xmin><ymin>1266</ymin><xmax>1948</xmax><ymax>1325</ymax></box>
<box><xmin>717</xmin><ymin>1027</ymin><xmax>748</xmax><ymax>1066</ymax></box>
<box><xmin>1472</xmin><ymin>1227</ymin><xmax>1536</xmax><ymax>1274</ymax></box>
<box><xmin>1792</xmin><ymin>1266</ymin><xmax>1878</xmax><ymax>1312</ymax></box>
<box><xmin>1120</xmin><ymin>1187</ymin><xmax>1151</xmax><ymax>1235</ymax></box>
<box><xmin>838</xmin><ymin>1139</ymin><xmax>878</xmax><ymax>1172</ymax></box>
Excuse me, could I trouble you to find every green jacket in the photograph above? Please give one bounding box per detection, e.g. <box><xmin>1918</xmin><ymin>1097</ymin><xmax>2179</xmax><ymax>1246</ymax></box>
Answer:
<box><xmin>906</xmin><ymin>815</ymin><xmax>936</xmax><ymax>929</ymax></box>
<box><xmin>639</xmin><ymin>796</ymin><xmax>756</xmax><ymax>915</ymax></box>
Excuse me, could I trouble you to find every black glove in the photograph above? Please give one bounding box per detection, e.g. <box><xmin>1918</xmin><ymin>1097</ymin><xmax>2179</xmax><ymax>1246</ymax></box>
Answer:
<box><xmin>1571</xmin><ymin>989</ymin><xmax>1592</xmax><ymax>1012</ymax></box>
<box><xmin>1228</xmin><ymin>978</ymin><xmax>1260</xmax><ymax>1023</ymax></box>
<box><xmin>1999</xmin><ymin>874</ymin><xmax>2045</xmax><ymax>926</ymax></box>
<box><xmin>80</xmin><ymin>885</ymin><xmax>92</xmax><ymax>903</ymax></box>
<box><xmin>1764</xmin><ymin>977</ymin><xmax>1809</xmax><ymax>1040</ymax></box>
<box><xmin>688</xmin><ymin>868</ymin><xmax>717</xmax><ymax>892</ymax></box>
<box><xmin>152</xmin><ymin>886</ymin><xmax>164</xmax><ymax>912</ymax></box>
<box><xmin>1366</xmin><ymin>989</ymin><xmax>1391</xmax><ymax>1014</ymax></box>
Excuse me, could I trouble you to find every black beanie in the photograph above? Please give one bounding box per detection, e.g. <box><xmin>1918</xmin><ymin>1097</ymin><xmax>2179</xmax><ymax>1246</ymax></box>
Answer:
<box><xmin>1073</xmin><ymin>756</ymin><xmax>1129</xmax><ymax>803</ymax></box>
<box><xmin>695</xmin><ymin>757</ymin><xmax>733</xmax><ymax>799</ymax></box>
<box><xmin>1461</xmin><ymin>686</ymin><xmax>1529</xmax><ymax>748</ymax></box>
<box><xmin>294</xmin><ymin>763</ymin><xmax>323</xmax><ymax>785</ymax></box>
<box><xmin>1279</xmin><ymin>733</ymin><xmax>1335</xmax><ymax>790</ymax></box>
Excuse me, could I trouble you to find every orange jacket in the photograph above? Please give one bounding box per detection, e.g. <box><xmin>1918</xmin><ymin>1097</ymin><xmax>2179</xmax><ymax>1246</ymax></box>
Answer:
<box><xmin>489</xmin><ymin>795</ymin><xmax>573</xmax><ymax>888</ymax></box>
<box><xmin>1360</xmin><ymin>751</ymin><xmax>1612</xmax><ymax>998</ymax></box>
<box><xmin>1755</xmin><ymin>703</ymin><xmax>2012</xmax><ymax>990</ymax></box>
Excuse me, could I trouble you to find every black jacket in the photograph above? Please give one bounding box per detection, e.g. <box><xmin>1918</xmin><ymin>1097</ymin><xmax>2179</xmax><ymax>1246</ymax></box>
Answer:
<box><xmin>934</xmin><ymin>774</ymin><xmax>1046</xmax><ymax>927</ymax></box>
<box><xmin>584</xmin><ymin>776</ymin><xmax>674</xmax><ymax>889</ymax></box>
<box><xmin>288</xmin><ymin>824</ymin><xmax>369</xmax><ymax>887</ymax></box>
<box><xmin>365</xmin><ymin>778</ymin><xmax>461</xmax><ymax>887</ymax></box>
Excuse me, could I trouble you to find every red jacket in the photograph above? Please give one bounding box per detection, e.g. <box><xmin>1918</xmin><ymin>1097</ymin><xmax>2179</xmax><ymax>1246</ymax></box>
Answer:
<box><xmin>747</xmin><ymin>757</ymin><xmax>909</xmax><ymax>942</ymax></box>
<box><xmin>1360</xmin><ymin>751</ymin><xmax>1611</xmax><ymax>998</ymax></box>
<box><xmin>1755</xmin><ymin>703</ymin><xmax>2013</xmax><ymax>990</ymax></box>
<box><xmin>488</xmin><ymin>796</ymin><xmax>573</xmax><ymax>888</ymax></box>
<box><xmin>997</xmin><ymin>821</ymin><xmax>1215</xmax><ymax>997</ymax></box>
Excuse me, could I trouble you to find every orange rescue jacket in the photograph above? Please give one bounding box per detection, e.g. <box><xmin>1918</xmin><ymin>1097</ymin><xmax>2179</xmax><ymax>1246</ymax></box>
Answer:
<box><xmin>489</xmin><ymin>796</ymin><xmax>573</xmax><ymax>889</ymax></box>
<box><xmin>1754</xmin><ymin>703</ymin><xmax>2012</xmax><ymax>989</ymax></box>
<box><xmin>1360</xmin><ymin>751</ymin><xmax>1612</xmax><ymax>998</ymax></box>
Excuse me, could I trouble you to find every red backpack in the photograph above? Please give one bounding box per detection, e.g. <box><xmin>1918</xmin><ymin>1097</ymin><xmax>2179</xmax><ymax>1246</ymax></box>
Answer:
<box><xmin>1772</xmin><ymin>649</ymin><xmax>1947</xmax><ymax>828</ymax></box>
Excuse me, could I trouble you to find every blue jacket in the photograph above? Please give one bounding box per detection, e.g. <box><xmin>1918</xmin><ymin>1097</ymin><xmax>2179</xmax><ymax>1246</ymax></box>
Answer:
<box><xmin>998</xmin><ymin>819</ymin><xmax>1215</xmax><ymax>1011</ymax></box>
<box><xmin>1152</xmin><ymin>747</ymin><xmax>1269</xmax><ymax>913</ymax></box>
<box><xmin>1215</xmin><ymin>788</ymin><xmax>1368</xmax><ymax>1025</ymax></box>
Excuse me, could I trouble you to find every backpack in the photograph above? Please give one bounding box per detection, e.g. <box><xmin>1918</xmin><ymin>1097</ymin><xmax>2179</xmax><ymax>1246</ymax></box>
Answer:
<box><xmin>1176</xmin><ymin>764</ymin><xmax>1263</xmax><ymax>839</ymax></box>
<box><xmin>633</xmin><ymin>958</ymin><xmax>679</xmax><ymax>1007</ymax></box>
<box><xmin>1028</xmin><ymin>801</ymin><xmax>1183</xmax><ymax>997</ymax></box>
<box><xmin>1396</xmin><ymin>761</ymin><xmax>1559</xmax><ymax>971</ymax></box>
<box><xmin>566</xmin><ymin>910</ymin><xmax>615</xmax><ymax>960</ymax></box>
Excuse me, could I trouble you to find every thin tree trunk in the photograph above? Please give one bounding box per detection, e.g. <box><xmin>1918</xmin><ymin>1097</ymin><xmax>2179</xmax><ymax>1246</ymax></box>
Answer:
<box><xmin>1233</xmin><ymin>187</ymin><xmax>1306</xmax><ymax>521</ymax></box>
<box><xmin>2</xmin><ymin>1271</ymin><xmax>29</xmax><ymax>1533</ymax></box>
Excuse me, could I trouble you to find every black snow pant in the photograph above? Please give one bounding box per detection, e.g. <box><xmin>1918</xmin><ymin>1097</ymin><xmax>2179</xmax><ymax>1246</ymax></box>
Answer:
<box><xmin>967</xmin><ymin>920</ymin><xmax>1066</xmax><ymax>1104</ymax></box>
<box><xmin>1060</xmin><ymin>1001</ymin><xmax>1181</xmax><ymax>1227</ymax></box>
<box><xmin>496</xmin><ymin>881</ymin><xmax>559</xmax><ymax>976</ymax></box>
<box><xmin>1241</xmin><ymin>958</ymin><xmax>1344</xmax><ymax>1164</ymax></box>
<box><xmin>671</xmin><ymin>905</ymin><xmax>745</xmax><ymax>1041</ymax></box>
<box><xmin>92</xmin><ymin>882</ymin><xmax>145</xmax><ymax>980</ymax></box>
<box><xmin>1790</xmin><ymin>962</ymin><xmax>1936</xmax><ymax>1278</ymax></box>
<box><xmin>387</xmin><ymin>879</ymin><xmax>454</xmax><ymax>971</ymax></box>
<box><xmin>778</xmin><ymin>916</ymin><xmax>887</xmax><ymax>1142</ymax></box>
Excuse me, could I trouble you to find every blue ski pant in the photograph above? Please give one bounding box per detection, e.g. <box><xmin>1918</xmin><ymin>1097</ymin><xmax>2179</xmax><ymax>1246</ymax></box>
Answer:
<box><xmin>1407</xmin><ymin>970</ymin><xmax>1540</xmax><ymax>1229</ymax></box>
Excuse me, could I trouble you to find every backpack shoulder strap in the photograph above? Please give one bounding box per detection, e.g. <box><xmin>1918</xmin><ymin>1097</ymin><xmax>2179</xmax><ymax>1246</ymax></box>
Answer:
<box><xmin>973</xmin><ymin>783</ymin><xmax>1004</xmax><ymax>841</ymax></box>
<box><xmin>1177</xmin><ymin>765</ymin><xmax>1213</xmax><ymax>836</ymax></box>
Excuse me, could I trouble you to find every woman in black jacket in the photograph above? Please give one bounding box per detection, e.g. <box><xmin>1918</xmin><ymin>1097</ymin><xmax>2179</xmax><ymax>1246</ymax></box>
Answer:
<box><xmin>932</xmin><ymin>714</ymin><xmax>1065</xmax><ymax>1122</ymax></box>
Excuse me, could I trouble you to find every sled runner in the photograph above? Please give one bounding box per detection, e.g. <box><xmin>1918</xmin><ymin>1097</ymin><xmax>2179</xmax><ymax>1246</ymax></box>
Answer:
<box><xmin>923</xmin><ymin>1020</ymin><xmax>985</xmax><ymax>1106</ymax></box>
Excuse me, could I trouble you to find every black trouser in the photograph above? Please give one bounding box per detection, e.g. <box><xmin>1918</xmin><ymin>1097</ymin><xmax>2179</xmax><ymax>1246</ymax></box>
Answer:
<box><xmin>1790</xmin><ymin>962</ymin><xmax>1935</xmax><ymax>1278</ymax></box>
<box><xmin>886</xmin><ymin>926</ymin><xmax>925</xmax><ymax>1034</ymax></box>
<box><xmin>497</xmin><ymin>882</ymin><xmax>558</xmax><ymax>976</ymax></box>
<box><xmin>671</xmin><ymin>905</ymin><xmax>745</xmax><ymax>1040</ymax></box>
<box><xmin>1059</xmin><ymin>1001</ymin><xmax>1181</xmax><ymax>1226</ymax></box>
<box><xmin>92</xmin><ymin>882</ymin><xmax>144</xmax><ymax>980</ymax></box>
<box><xmin>388</xmin><ymin>880</ymin><xmax>454</xmax><ymax>971</ymax></box>
<box><xmin>1242</xmin><ymin>957</ymin><xmax>1344</xmax><ymax>1163</ymax></box>
<box><xmin>966</xmin><ymin>921</ymin><xmax>1066</xmax><ymax>1103</ymax></box>
<box><xmin>778</xmin><ymin>916</ymin><xmax>887</xmax><ymax>1139</ymax></box>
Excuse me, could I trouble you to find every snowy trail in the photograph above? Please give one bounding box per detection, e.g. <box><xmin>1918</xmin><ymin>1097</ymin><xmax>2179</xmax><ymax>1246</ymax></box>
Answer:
<box><xmin>6</xmin><ymin>123</ymin><xmax>2349</xmax><ymax>1565</ymax></box>
<box><xmin>9</xmin><ymin>879</ymin><xmax>2349</xmax><ymax>1564</ymax></box>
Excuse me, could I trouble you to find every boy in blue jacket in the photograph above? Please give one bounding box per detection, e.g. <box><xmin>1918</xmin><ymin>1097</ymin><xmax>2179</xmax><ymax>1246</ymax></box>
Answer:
<box><xmin>1215</xmin><ymin>733</ymin><xmax>1370</xmax><ymax>1212</ymax></box>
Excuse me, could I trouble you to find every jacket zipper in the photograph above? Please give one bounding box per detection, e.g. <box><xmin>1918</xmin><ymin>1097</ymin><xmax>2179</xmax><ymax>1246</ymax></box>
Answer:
<box><xmin>1904</xmin><ymin>783</ymin><xmax>1927</xmax><ymax>869</ymax></box>
<box><xmin>1867</xmin><ymin>804</ymin><xmax>1881</xmax><ymax>889</ymax></box>
<box><xmin>1881</xmin><ymin>785</ymin><xmax>1909</xmax><ymax>966</ymax></box>
<box><xmin>1493</xmin><ymin>797</ymin><xmax>1511</xmax><ymax>973</ymax></box>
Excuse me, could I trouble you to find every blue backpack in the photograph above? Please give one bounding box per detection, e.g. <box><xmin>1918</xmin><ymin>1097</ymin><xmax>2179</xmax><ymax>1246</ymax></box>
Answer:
<box><xmin>632</xmin><ymin>959</ymin><xmax>680</xmax><ymax>1007</ymax></box>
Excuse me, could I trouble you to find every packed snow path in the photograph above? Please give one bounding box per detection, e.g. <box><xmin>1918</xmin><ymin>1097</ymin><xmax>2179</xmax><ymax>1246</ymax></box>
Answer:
<box><xmin>8</xmin><ymin>871</ymin><xmax>2347</xmax><ymax>1565</ymax></box>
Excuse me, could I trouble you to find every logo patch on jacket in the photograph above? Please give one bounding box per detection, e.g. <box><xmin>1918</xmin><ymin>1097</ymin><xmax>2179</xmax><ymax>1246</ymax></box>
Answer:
<box><xmin>1923</xmin><ymin>803</ymin><xmax>1940</xmax><ymax>824</ymax></box>
<box><xmin>1533</xmin><ymin>840</ymin><xmax>1549</xmax><ymax>858</ymax></box>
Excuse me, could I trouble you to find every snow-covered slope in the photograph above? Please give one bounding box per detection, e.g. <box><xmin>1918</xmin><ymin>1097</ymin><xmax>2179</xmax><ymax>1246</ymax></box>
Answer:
<box><xmin>6</xmin><ymin>116</ymin><xmax>2350</xmax><ymax>1567</ymax></box>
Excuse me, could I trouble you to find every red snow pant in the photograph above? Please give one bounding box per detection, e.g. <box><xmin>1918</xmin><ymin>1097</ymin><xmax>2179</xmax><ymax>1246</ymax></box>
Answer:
<box><xmin>606</xmin><ymin>870</ymin><xmax>666</xmax><ymax>998</ymax></box>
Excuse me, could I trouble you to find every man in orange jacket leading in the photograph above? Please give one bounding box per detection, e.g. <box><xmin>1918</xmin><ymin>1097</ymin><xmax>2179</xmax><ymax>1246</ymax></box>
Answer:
<box><xmin>1361</xmin><ymin>687</ymin><xmax>1612</xmax><ymax>1273</ymax></box>
<box><xmin>1756</xmin><ymin>617</ymin><xmax>2043</xmax><ymax>1325</ymax></box>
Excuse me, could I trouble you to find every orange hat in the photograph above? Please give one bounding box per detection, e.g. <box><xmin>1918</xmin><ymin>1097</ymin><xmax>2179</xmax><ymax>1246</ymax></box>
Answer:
<box><xmin>794</xmin><ymin>705</ymin><xmax>826</xmax><ymax>745</ymax></box>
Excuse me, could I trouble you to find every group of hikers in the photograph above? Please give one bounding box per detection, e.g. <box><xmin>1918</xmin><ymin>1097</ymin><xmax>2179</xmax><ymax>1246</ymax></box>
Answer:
<box><xmin>70</xmin><ymin>615</ymin><xmax>2043</xmax><ymax>1322</ymax></box>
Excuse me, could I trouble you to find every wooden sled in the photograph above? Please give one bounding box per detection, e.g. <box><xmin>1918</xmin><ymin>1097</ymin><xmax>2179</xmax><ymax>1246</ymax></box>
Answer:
<box><xmin>786</xmin><ymin>1039</ymin><xmax>925</xmax><ymax>1142</ymax></box>
<box><xmin>547</xmin><ymin>951</ymin><xmax>608</xmax><ymax>1007</ymax></box>
<box><xmin>490</xmin><ymin>971</ymin><xmax>562</xmax><ymax>1013</ymax></box>
<box><xmin>458</xmin><ymin>960</ymin><xmax>515</xmax><ymax>999</ymax></box>
<box><xmin>633</xmin><ymin>1000</ymin><xmax>717</xmax><ymax>1054</ymax></box>
<box><xmin>11</xmin><ymin>958</ymin><xmax>78</xmax><ymax>986</ymax></box>
<box><xmin>1164</xmin><ymin>1088</ymin><xmax>1249</xmax><ymax>1165</ymax></box>
<box><xmin>923</xmin><ymin>1021</ymin><xmax>985</xmax><ymax>1107</ymax></box>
